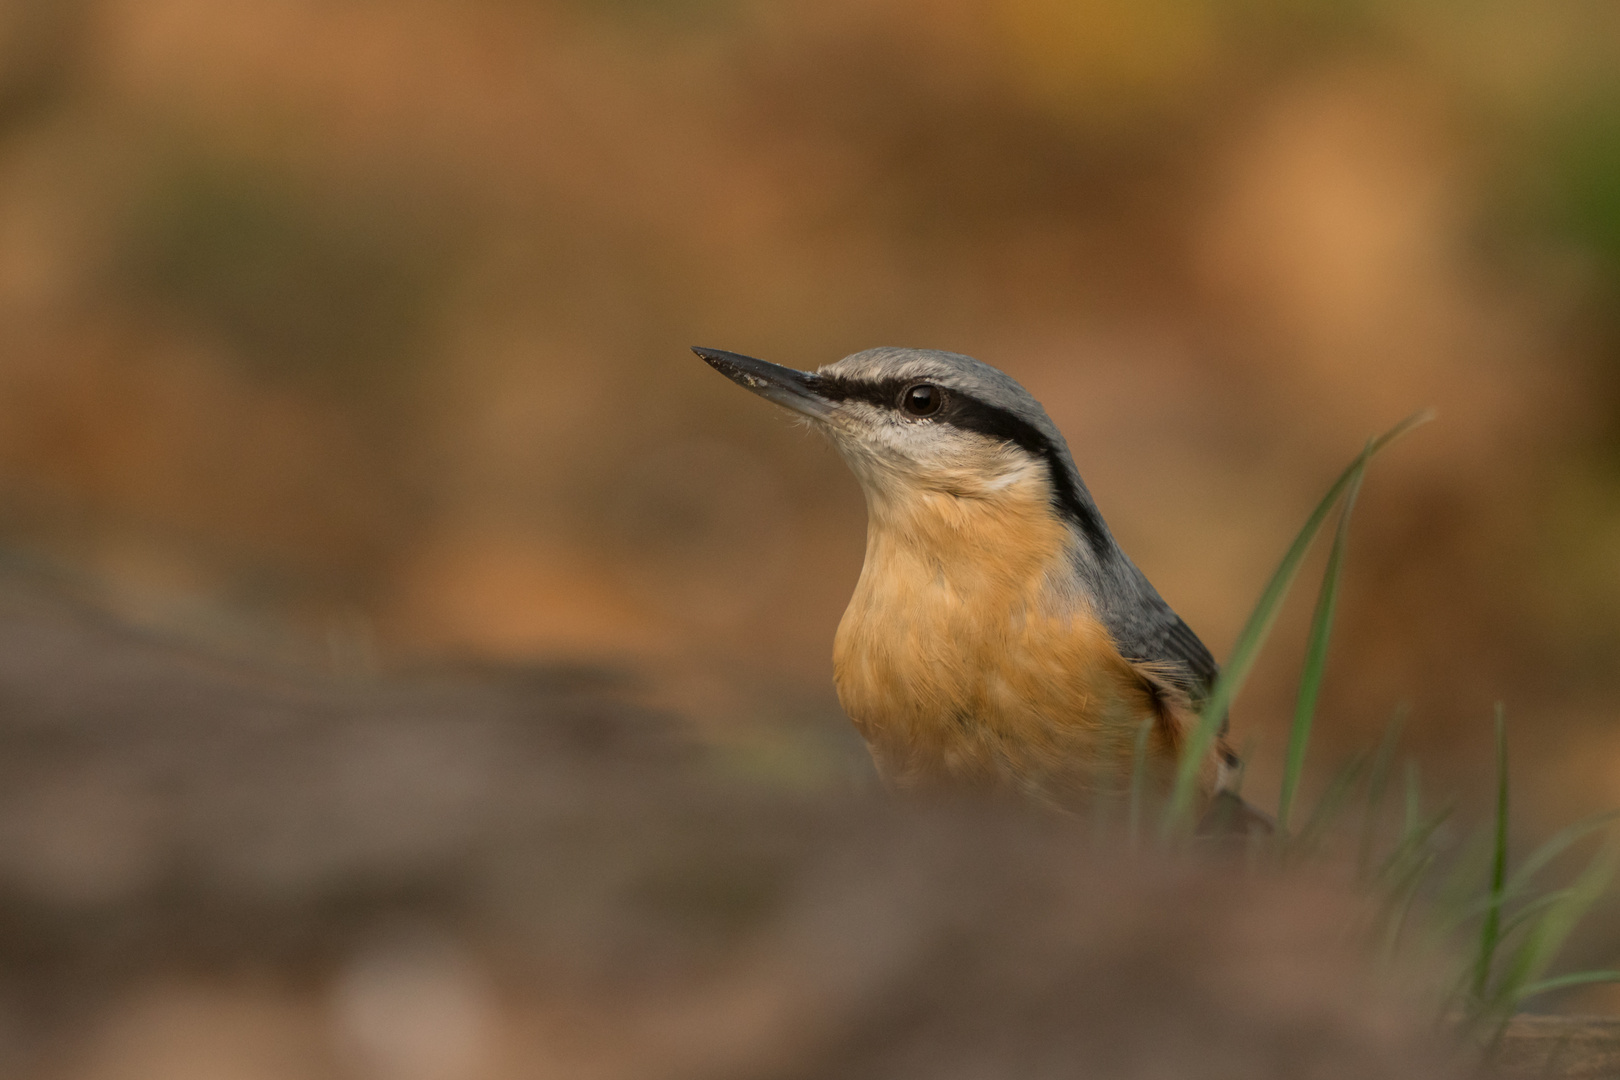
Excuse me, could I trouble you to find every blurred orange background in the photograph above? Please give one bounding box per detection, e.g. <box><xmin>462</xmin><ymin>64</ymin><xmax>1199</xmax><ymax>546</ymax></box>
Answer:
<box><xmin>0</xmin><ymin>0</ymin><xmax>1618</xmax><ymax>833</ymax></box>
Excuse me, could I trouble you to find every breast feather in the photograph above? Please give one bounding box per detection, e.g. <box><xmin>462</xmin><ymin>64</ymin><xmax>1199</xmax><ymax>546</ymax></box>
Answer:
<box><xmin>832</xmin><ymin>483</ymin><xmax>1165</xmax><ymax>800</ymax></box>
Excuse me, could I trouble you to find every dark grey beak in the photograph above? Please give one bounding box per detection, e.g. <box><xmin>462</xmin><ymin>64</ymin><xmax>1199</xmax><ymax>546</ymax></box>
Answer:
<box><xmin>693</xmin><ymin>347</ymin><xmax>834</xmax><ymax>420</ymax></box>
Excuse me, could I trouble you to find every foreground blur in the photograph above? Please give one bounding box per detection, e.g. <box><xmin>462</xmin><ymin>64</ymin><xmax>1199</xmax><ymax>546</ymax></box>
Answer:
<box><xmin>0</xmin><ymin>566</ymin><xmax>1468</xmax><ymax>1079</ymax></box>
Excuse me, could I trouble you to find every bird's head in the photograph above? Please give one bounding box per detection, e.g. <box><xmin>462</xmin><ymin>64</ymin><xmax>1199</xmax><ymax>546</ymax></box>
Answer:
<box><xmin>694</xmin><ymin>345</ymin><xmax>1112</xmax><ymax>553</ymax></box>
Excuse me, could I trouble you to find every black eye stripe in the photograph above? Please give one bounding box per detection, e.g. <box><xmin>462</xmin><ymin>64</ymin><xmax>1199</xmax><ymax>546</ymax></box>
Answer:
<box><xmin>810</xmin><ymin>374</ymin><xmax>1111</xmax><ymax>559</ymax></box>
<box><xmin>809</xmin><ymin>375</ymin><xmax>903</xmax><ymax>410</ymax></box>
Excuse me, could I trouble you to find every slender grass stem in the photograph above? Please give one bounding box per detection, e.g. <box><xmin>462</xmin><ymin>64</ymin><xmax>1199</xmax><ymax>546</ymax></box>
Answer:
<box><xmin>1498</xmin><ymin>888</ymin><xmax>1577</xmax><ymax>940</ymax></box>
<box><xmin>1518</xmin><ymin>969</ymin><xmax>1620</xmax><ymax>1000</ymax></box>
<box><xmin>1473</xmin><ymin>704</ymin><xmax>1510</xmax><ymax>1001</ymax></box>
<box><xmin>1162</xmin><ymin>410</ymin><xmax>1432</xmax><ymax>836</ymax></box>
<box><xmin>1358</xmin><ymin>705</ymin><xmax>1408</xmax><ymax>879</ymax></box>
<box><xmin>1381</xmin><ymin>850</ymin><xmax>1436</xmax><ymax>962</ymax></box>
<box><xmin>1290</xmin><ymin>752</ymin><xmax>1367</xmax><ymax>862</ymax></box>
<box><xmin>1505</xmin><ymin>809</ymin><xmax>1620</xmax><ymax>899</ymax></box>
<box><xmin>1278</xmin><ymin>453</ymin><xmax>1366</xmax><ymax>833</ymax></box>
<box><xmin>1491</xmin><ymin>836</ymin><xmax>1620</xmax><ymax>1016</ymax></box>
<box><xmin>1403</xmin><ymin>759</ymin><xmax>1424</xmax><ymax>841</ymax></box>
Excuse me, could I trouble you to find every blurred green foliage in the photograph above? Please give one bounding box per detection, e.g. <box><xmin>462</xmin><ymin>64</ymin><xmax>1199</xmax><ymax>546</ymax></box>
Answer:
<box><xmin>1551</xmin><ymin>103</ymin><xmax>1620</xmax><ymax>275</ymax></box>
<box><xmin>122</xmin><ymin>158</ymin><xmax>453</xmax><ymax>407</ymax></box>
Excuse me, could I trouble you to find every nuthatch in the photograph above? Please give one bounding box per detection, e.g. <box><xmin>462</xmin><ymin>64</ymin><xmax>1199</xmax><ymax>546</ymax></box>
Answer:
<box><xmin>696</xmin><ymin>345</ymin><xmax>1247</xmax><ymax>818</ymax></box>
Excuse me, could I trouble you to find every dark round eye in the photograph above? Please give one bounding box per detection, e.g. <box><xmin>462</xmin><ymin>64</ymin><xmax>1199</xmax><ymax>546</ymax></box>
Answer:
<box><xmin>900</xmin><ymin>383</ymin><xmax>943</xmax><ymax>417</ymax></box>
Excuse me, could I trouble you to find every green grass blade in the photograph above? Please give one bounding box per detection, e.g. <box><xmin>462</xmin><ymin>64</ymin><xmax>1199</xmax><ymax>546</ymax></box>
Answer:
<box><xmin>1277</xmin><ymin>454</ymin><xmax>1367</xmax><ymax>833</ymax></box>
<box><xmin>1379</xmin><ymin>803</ymin><xmax>1454</xmax><ymax>886</ymax></box>
<box><xmin>1438</xmin><ymin>883</ymin><xmax>1574</xmax><ymax>941</ymax></box>
<box><xmin>1403</xmin><ymin>758</ymin><xmax>1425</xmax><ymax>840</ymax></box>
<box><xmin>1358</xmin><ymin>705</ymin><xmax>1409</xmax><ymax>879</ymax></box>
<box><xmin>1428</xmin><ymin>830</ymin><xmax>1499</xmax><ymax>939</ymax></box>
<box><xmin>1374</xmin><ymin>760</ymin><xmax>1453</xmax><ymax>904</ymax></box>
<box><xmin>1162</xmin><ymin>410</ymin><xmax>1434</xmax><ymax>834</ymax></box>
<box><xmin>1499</xmin><ymin>888</ymin><xmax>1578</xmax><ymax>940</ymax></box>
<box><xmin>1518</xmin><ymin>970</ymin><xmax>1620</xmax><ymax>1000</ymax></box>
<box><xmin>1490</xmin><ymin>836</ymin><xmax>1620</xmax><ymax>1013</ymax></box>
<box><xmin>1505</xmin><ymin>809</ymin><xmax>1620</xmax><ymax>899</ymax></box>
<box><xmin>1473</xmin><ymin>704</ymin><xmax>1510</xmax><ymax>1000</ymax></box>
<box><xmin>1289</xmin><ymin>752</ymin><xmax>1368</xmax><ymax>861</ymax></box>
<box><xmin>1379</xmin><ymin>849</ymin><xmax>1438</xmax><ymax>962</ymax></box>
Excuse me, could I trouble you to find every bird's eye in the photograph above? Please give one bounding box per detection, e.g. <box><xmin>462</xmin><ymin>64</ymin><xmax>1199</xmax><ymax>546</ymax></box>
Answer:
<box><xmin>900</xmin><ymin>383</ymin><xmax>943</xmax><ymax>417</ymax></box>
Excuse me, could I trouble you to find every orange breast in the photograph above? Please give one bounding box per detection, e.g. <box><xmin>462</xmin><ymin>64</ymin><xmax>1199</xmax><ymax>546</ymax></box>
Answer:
<box><xmin>832</xmin><ymin>477</ymin><xmax>1174</xmax><ymax>809</ymax></box>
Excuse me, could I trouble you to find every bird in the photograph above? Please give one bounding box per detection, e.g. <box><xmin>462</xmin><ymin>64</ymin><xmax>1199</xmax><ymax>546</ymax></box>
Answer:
<box><xmin>695</xmin><ymin>344</ymin><xmax>1254</xmax><ymax>822</ymax></box>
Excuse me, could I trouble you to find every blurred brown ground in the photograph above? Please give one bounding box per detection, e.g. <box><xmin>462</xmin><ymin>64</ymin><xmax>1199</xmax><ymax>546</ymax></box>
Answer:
<box><xmin>0</xmin><ymin>0</ymin><xmax>1617</xmax><ymax>1060</ymax></box>
<box><xmin>0</xmin><ymin>564</ymin><xmax>1473</xmax><ymax>1079</ymax></box>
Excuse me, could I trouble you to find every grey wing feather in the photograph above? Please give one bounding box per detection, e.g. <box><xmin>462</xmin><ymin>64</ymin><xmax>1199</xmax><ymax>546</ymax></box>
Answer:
<box><xmin>1062</xmin><ymin>516</ymin><xmax>1220</xmax><ymax>705</ymax></box>
<box><xmin>1109</xmin><ymin>602</ymin><xmax>1219</xmax><ymax>703</ymax></box>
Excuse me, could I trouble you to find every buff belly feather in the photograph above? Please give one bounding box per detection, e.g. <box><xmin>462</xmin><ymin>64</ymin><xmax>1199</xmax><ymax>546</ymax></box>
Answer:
<box><xmin>831</xmin><ymin>481</ymin><xmax>1176</xmax><ymax>808</ymax></box>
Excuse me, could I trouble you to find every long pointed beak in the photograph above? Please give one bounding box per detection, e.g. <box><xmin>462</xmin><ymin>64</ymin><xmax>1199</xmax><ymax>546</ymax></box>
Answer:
<box><xmin>693</xmin><ymin>347</ymin><xmax>834</xmax><ymax>420</ymax></box>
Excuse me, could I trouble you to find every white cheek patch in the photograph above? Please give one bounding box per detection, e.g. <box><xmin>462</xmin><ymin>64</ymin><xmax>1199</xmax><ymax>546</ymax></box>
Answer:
<box><xmin>829</xmin><ymin>412</ymin><xmax>1047</xmax><ymax>505</ymax></box>
<box><xmin>983</xmin><ymin>453</ymin><xmax>1043</xmax><ymax>491</ymax></box>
